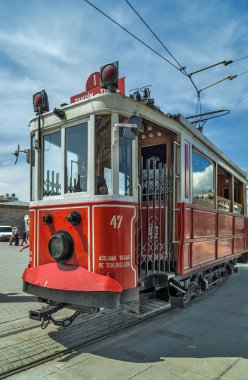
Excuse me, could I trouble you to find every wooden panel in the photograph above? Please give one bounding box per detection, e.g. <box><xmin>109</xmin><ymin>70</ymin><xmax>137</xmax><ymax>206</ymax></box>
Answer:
<box><xmin>184</xmin><ymin>208</ymin><xmax>192</xmax><ymax>239</ymax></box>
<box><xmin>218</xmin><ymin>214</ymin><xmax>233</xmax><ymax>236</ymax></box>
<box><xmin>183</xmin><ymin>243</ymin><xmax>191</xmax><ymax>269</ymax></box>
<box><xmin>218</xmin><ymin>238</ymin><xmax>233</xmax><ymax>258</ymax></box>
<box><xmin>191</xmin><ymin>241</ymin><xmax>216</xmax><ymax>266</ymax></box>
<box><xmin>234</xmin><ymin>236</ymin><xmax>245</xmax><ymax>253</ymax></box>
<box><xmin>234</xmin><ymin>217</ymin><xmax>245</xmax><ymax>234</ymax></box>
<box><xmin>192</xmin><ymin>209</ymin><xmax>216</xmax><ymax>238</ymax></box>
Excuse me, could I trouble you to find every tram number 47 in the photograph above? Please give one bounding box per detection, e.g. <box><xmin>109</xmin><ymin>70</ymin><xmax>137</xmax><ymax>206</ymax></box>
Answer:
<box><xmin>110</xmin><ymin>215</ymin><xmax>123</xmax><ymax>229</ymax></box>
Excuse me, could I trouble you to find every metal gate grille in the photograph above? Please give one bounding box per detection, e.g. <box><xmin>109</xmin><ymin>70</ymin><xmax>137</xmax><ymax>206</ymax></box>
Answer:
<box><xmin>138</xmin><ymin>158</ymin><xmax>174</xmax><ymax>277</ymax></box>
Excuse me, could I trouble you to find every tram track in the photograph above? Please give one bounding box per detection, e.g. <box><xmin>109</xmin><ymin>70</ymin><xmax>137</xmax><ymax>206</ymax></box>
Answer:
<box><xmin>0</xmin><ymin>308</ymin><xmax>79</xmax><ymax>339</ymax></box>
<box><xmin>0</xmin><ymin>298</ymin><xmax>171</xmax><ymax>379</ymax></box>
<box><xmin>0</xmin><ymin>321</ymin><xmax>39</xmax><ymax>339</ymax></box>
<box><xmin>0</xmin><ymin>275</ymin><xmax>233</xmax><ymax>379</ymax></box>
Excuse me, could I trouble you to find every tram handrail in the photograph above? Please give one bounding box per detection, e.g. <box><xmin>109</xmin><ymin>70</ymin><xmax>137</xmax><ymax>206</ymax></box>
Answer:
<box><xmin>172</xmin><ymin>141</ymin><xmax>180</xmax><ymax>245</ymax></box>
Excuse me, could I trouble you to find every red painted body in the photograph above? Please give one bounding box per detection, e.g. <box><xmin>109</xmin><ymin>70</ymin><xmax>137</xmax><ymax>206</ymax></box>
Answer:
<box><xmin>177</xmin><ymin>202</ymin><xmax>248</xmax><ymax>275</ymax></box>
<box><xmin>22</xmin><ymin>263</ymin><xmax>123</xmax><ymax>292</ymax></box>
<box><xmin>22</xmin><ymin>201</ymin><xmax>138</xmax><ymax>293</ymax></box>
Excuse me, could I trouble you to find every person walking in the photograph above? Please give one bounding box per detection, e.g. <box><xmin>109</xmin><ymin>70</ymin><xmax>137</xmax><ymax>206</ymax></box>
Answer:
<box><xmin>20</xmin><ymin>243</ymin><xmax>29</xmax><ymax>252</ymax></box>
<box><xmin>9</xmin><ymin>227</ymin><xmax>16</xmax><ymax>246</ymax></box>
<box><xmin>14</xmin><ymin>226</ymin><xmax>19</xmax><ymax>246</ymax></box>
<box><xmin>21</xmin><ymin>231</ymin><xmax>28</xmax><ymax>246</ymax></box>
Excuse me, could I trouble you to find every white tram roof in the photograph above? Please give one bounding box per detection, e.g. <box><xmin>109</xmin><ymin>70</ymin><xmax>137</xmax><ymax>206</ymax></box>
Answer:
<box><xmin>29</xmin><ymin>92</ymin><xmax>247</xmax><ymax>180</ymax></box>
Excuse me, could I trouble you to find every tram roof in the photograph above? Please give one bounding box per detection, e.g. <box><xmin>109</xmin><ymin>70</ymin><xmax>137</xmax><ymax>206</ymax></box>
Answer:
<box><xmin>29</xmin><ymin>92</ymin><xmax>247</xmax><ymax>180</ymax></box>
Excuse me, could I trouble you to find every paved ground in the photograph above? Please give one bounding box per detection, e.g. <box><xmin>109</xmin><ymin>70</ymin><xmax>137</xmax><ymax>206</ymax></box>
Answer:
<box><xmin>0</xmin><ymin>242</ymin><xmax>38</xmax><ymax>331</ymax></box>
<box><xmin>1</xmin><ymin>242</ymin><xmax>248</xmax><ymax>379</ymax></box>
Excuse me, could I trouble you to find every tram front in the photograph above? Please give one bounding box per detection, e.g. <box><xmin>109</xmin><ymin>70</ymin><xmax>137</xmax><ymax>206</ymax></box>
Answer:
<box><xmin>22</xmin><ymin>73</ymin><xmax>141</xmax><ymax>315</ymax></box>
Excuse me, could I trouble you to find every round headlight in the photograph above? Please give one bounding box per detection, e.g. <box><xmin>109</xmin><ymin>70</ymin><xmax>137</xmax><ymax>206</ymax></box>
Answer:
<box><xmin>48</xmin><ymin>230</ymin><xmax>73</xmax><ymax>263</ymax></box>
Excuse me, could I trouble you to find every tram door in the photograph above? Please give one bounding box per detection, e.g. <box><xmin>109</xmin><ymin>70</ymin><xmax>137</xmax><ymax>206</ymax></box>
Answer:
<box><xmin>138</xmin><ymin>138</ymin><xmax>174</xmax><ymax>278</ymax></box>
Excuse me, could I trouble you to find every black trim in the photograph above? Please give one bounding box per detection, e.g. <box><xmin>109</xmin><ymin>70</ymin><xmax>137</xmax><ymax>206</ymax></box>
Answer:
<box><xmin>23</xmin><ymin>282</ymin><xmax>139</xmax><ymax>310</ymax></box>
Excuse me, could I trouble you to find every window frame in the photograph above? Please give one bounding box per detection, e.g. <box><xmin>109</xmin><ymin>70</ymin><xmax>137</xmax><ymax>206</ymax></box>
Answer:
<box><xmin>42</xmin><ymin>129</ymin><xmax>62</xmax><ymax>198</ymax></box>
<box><xmin>64</xmin><ymin>122</ymin><xmax>88</xmax><ymax>195</ymax></box>
<box><xmin>40</xmin><ymin>119</ymin><xmax>89</xmax><ymax>200</ymax></box>
<box><xmin>192</xmin><ymin>148</ymin><xmax>215</xmax><ymax>208</ymax></box>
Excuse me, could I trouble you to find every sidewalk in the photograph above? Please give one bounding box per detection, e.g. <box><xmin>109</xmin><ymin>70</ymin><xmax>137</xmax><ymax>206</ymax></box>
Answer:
<box><xmin>0</xmin><ymin>242</ymin><xmax>39</xmax><ymax>335</ymax></box>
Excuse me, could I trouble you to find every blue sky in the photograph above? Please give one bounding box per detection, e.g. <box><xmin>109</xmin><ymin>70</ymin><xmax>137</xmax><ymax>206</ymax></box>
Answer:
<box><xmin>0</xmin><ymin>0</ymin><xmax>247</xmax><ymax>201</ymax></box>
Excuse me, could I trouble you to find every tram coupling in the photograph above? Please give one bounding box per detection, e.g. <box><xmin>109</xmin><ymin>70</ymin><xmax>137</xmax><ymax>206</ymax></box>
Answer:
<box><xmin>29</xmin><ymin>303</ymin><xmax>65</xmax><ymax>323</ymax></box>
<box><xmin>29</xmin><ymin>303</ymin><xmax>81</xmax><ymax>329</ymax></box>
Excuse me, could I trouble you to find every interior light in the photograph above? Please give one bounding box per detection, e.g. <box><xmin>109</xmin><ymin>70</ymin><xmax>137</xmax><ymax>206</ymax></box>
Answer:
<box><xmin>147</xmin><ymin>125</ymin><xmax>153</xmax><ymax>131</ymax></box>
<box><xmin>141</xmin><ymin>134</ymin><xmax>146</xmax><ymax>139</ymax></box>
<box><xmin>157</xmin><ymin>131</ymin><xmax>162</xmax><ymax>137</ymax></box>
<box><xmin>149</xmin><ymin>133</ymin><xmax>154</xmax><ymax>138</ymax></box>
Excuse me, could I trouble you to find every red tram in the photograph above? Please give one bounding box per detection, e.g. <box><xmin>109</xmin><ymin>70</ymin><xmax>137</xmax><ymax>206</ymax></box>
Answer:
<box><xmin>22</xmin><ymin>62</ymin><xmax>248</xmax><ymax>323</ymax></box>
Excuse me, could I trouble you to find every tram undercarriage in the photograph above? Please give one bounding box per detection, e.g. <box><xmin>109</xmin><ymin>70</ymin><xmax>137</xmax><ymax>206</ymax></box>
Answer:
<box><xmin>27</xmin><ymin>254</ymin><xmax>239</xmax><ymax>328</ymax></box>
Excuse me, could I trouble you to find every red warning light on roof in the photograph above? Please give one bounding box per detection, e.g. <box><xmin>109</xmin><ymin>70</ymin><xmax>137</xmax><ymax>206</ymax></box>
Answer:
<box><xmin>33</xmin><ymin>93</ymin><xmax>43</xmax><ymax>108</ymax></box>
<box><xmin>100</xmin><ymin>63</ymin><xmax>118</xmax><ymax>88</ymax></box>
<box><xmin>70</xmin><ymin>63</ymin><xmax>125</xmax><ymax>103</ymax></box>
<box><xmin>33</xmin><ymin>90</ymin><xmax>49</xmax><ymax>114</ymax></box>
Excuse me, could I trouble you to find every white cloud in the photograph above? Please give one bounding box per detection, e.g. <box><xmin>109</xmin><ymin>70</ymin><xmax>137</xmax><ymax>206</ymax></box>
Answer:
<box><xmin>193</xmin><ymin>165</ymin><xmax>214</xmax><ymax>196</ymax></box>
<box><xmin>0</xmin><ymin>0</ymin><xmax>247</xmax><ymax>201</ymax></box>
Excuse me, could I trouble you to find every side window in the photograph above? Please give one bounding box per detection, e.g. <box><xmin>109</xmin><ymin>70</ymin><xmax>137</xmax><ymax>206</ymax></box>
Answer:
<box><xmin>30</xmin><ymin>135</ymin><xmax>36</xmax><ymax>201</ymax></box>
<box><xmin>95</xmin><ymin>115</ymin><xmax>112</xmax><ymax>195</ymax></box>
<box><xmin>65</xmin><ymin>123</ymin><xmax>88</xmax><ymax>193</ymax></box>
<box><xmin>43</xmin><ymin>131</ymin><xmax>61</xmax><ymax>196</ymax></box>
<box><xmin>192</xmin><ymin>149</ymin><xmax>214</xmax><ymax>207</ymax></box>
<box><xmin>119</xmin><ymin>115</ymin><xmax>132</xmax><ymax>196</ymax></box>
<box><xmin>217</xmin><ymin>166</ymin><xmax>232</xmax><ymax>212</ymax></box>
<box><xmin>234</xmin><ymin>177</ymin><xmax>244</xmax><ymax>214</ymax></box>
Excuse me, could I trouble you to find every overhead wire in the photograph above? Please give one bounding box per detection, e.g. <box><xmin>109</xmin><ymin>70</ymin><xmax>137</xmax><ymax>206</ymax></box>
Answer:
<box><xmin>124</xmin><ymin>0</ymin><xmax>203</xmax><ymax>123</ymax></box>
<box><xmin>84</xmin><ymin>0</ymin><xmax>183</xmax><ymax>73</ymax></box>
<box><xmin>232</xmin><ymin>55</ymin><xmax>248</xmax><ymax>63</ymax></box>
<box><xmin>84</xmin><ymin>0</ymin><xmax>203</xmax><ymax>122</ymax></box>
<box><xmin>124</xmin><ymin>0</ymin><xmax>200</xmax><ymax>94</ymax></box>
<box><xmin>84</xmin><ymin>0</ymin><xmax>247</xmax><ymax>128</ymax></box>
<box><xmin>124</xmin><ymin>0</ymin><xmax>187</xmax><ymax>74</ymax></box>
<box><xmin>236</xmin><ymin>69</ymin><xmax>248</xmax><ymax>77</ymax></box>
<box><xmin>124</xmin><ymin>1</ymin><xmax>248</xmax><ymax>96</ymax></box>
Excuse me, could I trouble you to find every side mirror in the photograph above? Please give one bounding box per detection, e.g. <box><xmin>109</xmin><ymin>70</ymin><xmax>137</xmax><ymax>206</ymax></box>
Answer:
<box><xmin>26</xmin><ymin>149</ymin><xmax>31</xmax><ymax>164</ymax></box>
<box><xmin>114</xmin><ymin>115</ymin><xmax>142</xmax><ymax>141</ymax></box>
<box><xmin>26</xmin><ymin>149</ymin><xmax>35</xmax><ymax>166</ymax></box>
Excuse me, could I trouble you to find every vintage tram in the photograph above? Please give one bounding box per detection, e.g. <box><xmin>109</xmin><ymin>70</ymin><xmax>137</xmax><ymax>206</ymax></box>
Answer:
<box><xmin>22</xmin><ymin>62</ymin><xmax>248</xmax><ymax>324</ymax></box>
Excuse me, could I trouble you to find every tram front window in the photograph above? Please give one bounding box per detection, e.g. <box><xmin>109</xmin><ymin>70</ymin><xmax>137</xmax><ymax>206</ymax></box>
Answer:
<box><xmin>31</xmin><ymin>135</ymin><xmax>36</xmax><ymax>201</ymax></box>
<box><xmin>65</xmin><ymin>123</ymin><xmax>88</xmax><ymax>193</ymax></box>
<box><xmin>119</xmin><ymin>116</ymin><xmax>133</xmax><ymax>196</ymax></box>
<box><xmin>95</xmin><ymin>115</ymin><xmax>112</xmax><ymax>195</ymax></box>
<box><xmin>43</xmin><ymin>131</ymin><xmax>61</xmax><ymax>196</ymax></box>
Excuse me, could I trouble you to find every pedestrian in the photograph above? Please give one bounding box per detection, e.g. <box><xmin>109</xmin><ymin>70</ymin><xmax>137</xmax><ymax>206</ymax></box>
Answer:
<box><xmin>14</xmin><ymin>226</ymin><xmax>19</xmax><ymax>246</ymax></box>
<box><xmin>20</xmin><ymin>243</ymin><xmax>29</xmax><ymax>252</ymax></box>
<box><xmin>21</xmin><ymin>231</ymin><xmax>28</xmax><ymax>246</ymax></box>
<box><xmin>9</xmin><ymin>227</ymin><xmax>16</xmax><ymax>246</ymax></box>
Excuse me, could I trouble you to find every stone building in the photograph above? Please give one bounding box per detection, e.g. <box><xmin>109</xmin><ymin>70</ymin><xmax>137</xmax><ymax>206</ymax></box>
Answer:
<box><xmin>0</xmin><ymin>201</ymin><xmax>29</xmax><ymax>234</ymax></box>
